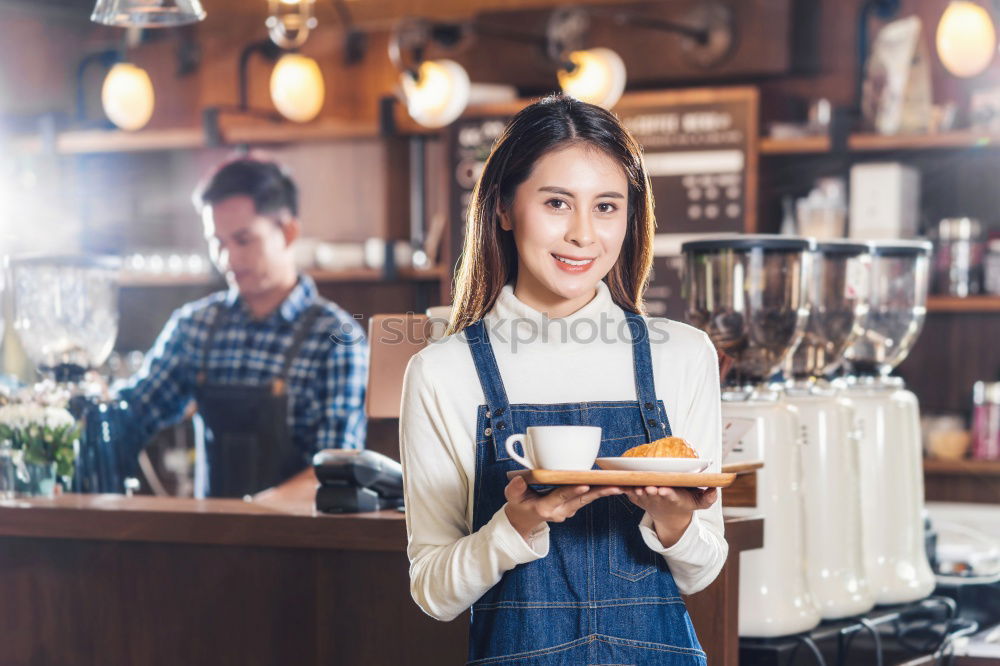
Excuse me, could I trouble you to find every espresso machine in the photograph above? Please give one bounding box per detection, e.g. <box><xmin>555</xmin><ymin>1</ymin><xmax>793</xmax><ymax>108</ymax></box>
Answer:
<box><xmin>682</xmin><ymin>235</ymin><xmax>821</xmax><ymax>638</ymax></box>
<box><xmin>784</xmin><ymin>241</ymin><xmax>876</xmax><ymax>620</ymax></box>
<box><xmin>10</xmin><ymin>255</ymin><xmax>135</xmax><ymax>492</ymax></box>
<box><xmin>841</xmin><ymin>240</ymin><xmax>936</xmax><ymax>605</ymax></box>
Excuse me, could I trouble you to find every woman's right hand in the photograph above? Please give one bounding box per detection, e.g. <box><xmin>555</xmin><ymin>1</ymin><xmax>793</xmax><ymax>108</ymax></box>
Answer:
<box><xmin>503</xmin><ymin>475</ymin><xmax>623</xmax><ymax>541</ymax></box>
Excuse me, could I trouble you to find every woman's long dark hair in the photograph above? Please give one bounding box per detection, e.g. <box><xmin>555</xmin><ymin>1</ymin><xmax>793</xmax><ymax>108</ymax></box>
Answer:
<box><xmin>447</xmin><ymin>94</ymin><xmax>656</xmax><ymax>335</ymax></box>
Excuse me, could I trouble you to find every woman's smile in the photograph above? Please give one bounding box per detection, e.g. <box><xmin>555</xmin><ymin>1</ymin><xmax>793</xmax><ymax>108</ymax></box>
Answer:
<box><xmin>552</xmin><ymin>252</ymin><xmax>598</xmax><ymax>272</ymax></box>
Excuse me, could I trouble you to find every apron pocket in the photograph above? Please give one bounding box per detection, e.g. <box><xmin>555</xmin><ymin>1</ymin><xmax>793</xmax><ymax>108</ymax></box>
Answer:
<box><xmin>608</xmin><ymin>494</ymin><xmax>657</xmax><ymax>582</ymax></box>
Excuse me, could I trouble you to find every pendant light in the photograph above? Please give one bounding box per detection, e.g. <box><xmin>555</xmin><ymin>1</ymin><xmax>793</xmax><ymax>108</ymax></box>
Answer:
<box><xmin>101</xmin><ymin>62</ymin><xmax>155</xmax><ymax>131</ymax></box>
<box><xmin>936</xmin><ymin>0</ymin><xmax>997</xmax><ymax>77</ymax></box>
<box><xmin>91</xmin><ymin>0</ymin><xmax>205</xmax><ymax>28</ymax></box>
<box><xmin>557</xmin><ymin>48</ymin><xmax>627</xmax><ymax>109</ymax></box>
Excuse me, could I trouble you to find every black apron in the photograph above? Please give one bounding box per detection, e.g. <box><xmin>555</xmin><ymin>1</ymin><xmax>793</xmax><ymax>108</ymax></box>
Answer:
<box><xmin>193</xmin><ymin>303</ymin><xmax>322</xmax><ymax>498</ymax></box>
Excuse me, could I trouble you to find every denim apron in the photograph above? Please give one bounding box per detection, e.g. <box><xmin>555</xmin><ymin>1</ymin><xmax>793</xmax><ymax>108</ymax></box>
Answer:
<box><xmin>192</xmin><ymin>303</ymin><xmax>322</xmax><ymax>498</ymax></box>
<box><xmin>465</xmin><ymin>311</ymin><xmax>706</xmax><ymax>665</ymax></box>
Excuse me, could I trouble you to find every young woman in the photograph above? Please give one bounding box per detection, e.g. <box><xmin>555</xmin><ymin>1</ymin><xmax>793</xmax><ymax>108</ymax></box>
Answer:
<box><xmin>400</xmin><ymin>95</ymin><xmax>727</xmax><ymax>665</ymax></box>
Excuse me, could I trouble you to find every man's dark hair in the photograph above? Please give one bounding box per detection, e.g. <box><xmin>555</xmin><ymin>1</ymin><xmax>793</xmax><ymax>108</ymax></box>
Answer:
<box><xmin>193</xmin><ymin>157</ymin><xmax>299</xmax><ymax>217</ymax></box>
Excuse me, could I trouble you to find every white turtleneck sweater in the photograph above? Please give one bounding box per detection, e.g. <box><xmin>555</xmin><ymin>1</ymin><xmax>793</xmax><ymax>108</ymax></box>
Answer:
<box><xmin>399</xmin><ymin>281</ymin><xmax>728</xmax><ymax>622</ymax></box>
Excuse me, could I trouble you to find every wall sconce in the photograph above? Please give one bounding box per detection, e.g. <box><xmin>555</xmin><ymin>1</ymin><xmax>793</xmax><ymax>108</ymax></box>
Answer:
<box><xmin>551</xmin><ymin>1</ymin><xmax>735</xmax><ymax>108</ymax></box>
<box><xmin>400</xmin><ymin>60</ymin><xmax>471</xmax><ymax>128</ymax></box>
<box><xmin>555</xmin><ymin>48</ymin><xmax>626</xmax><ymax>109</ymax></box>
<box><xmin>102</xmin><ymin>62</ymin><xmax>155</xmax><ymax>130</ymax></box>
<box><xmin>75</xmin><ymin>44</ymin><xmax>155</xmax><ymax>132</ymax></box>
<box><xmin>388</xmin><ymin>2</ymin><xmax>737</xmax><ymax>128</ymax></box>
<box><xmin>936</xmin><ymin>0</ymin><xmax>997</xmax><ymax>77</ymax></box>
<box><xmin>270</xmin><ymin>52</ymin><xmax>325</xmax><ymax>123</ymax></box>
<box><xmin>230</xmin><ymin>39</ymin><xmax>326</xmax><ymax>124</ymax></box>
<box><xmin>91</xmin><ymin>0</ymin><xmax>205</xmax><ymax>28</ymax></box>
<box><xmin>390</xmin><ymin>19</ymin><xmax>471</xmax><ymax>128</ymax></box>
<box><xmin>202</xmin><ymin>0</ymin><xmax>366</xmax><ymax>138</ymax></box>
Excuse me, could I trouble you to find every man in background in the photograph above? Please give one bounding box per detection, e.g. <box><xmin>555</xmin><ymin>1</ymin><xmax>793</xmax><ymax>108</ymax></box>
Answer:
<box><xmin>116</xmin><ymin>156</ymin><xmax>368</xmax><ymax>500</ymax></box>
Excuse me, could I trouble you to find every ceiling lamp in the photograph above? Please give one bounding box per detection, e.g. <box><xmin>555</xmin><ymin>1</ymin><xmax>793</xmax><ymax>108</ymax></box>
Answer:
<box><xmin>936</xmin><ymin>0</ymin><xmax>997</xmax><ymax>77</ymax></box>
<box><xmin>270</xmin><ymin>53</ymin><xmax>325</xmax><ymax>123</ymax></box>
<box><xmin>557</xmin><ymin>47</ymin><xmax>626</xmax><ymax>109</ymax></box>
<box><xmin>101</xmin><ymin>62</ymin><xmax>155</xmax><ymax>131</ymax></box>
<box><xmin>91</xmin><ymin>0</ymin><xmax>205</xmax><ymax>28</ymax></box>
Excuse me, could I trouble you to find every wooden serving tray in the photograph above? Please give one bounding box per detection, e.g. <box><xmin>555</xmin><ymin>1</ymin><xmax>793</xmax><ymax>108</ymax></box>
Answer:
<box><xmin>505</xmin><ymin>469</ymin><xmax>736</xmax><ymax>488</ymax></box>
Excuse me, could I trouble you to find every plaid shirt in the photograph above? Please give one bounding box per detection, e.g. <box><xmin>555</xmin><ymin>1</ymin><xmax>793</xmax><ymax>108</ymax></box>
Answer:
<box><xmin>117</xmin><ymin>275</ymin><xmax>368</xmax><ymax>467</ymax></box>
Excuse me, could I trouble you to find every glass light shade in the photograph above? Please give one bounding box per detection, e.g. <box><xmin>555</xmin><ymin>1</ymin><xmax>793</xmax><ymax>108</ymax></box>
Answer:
<box><xmin>101</xmin><ymin>63</ymin><xmax>155</xmax><ymax>131</ymax></box>
<box><xmin>400</xmin><ymin>59</ymin><xmax>471</xmax><ymax>128</ymax></box>
<box><xmin>557</xmin><ymin>47</ymin><xmax>627</xmax><ymax>109</ymax></box>
<box><xmin>266</xmin><ymin>0</ymin><xmax>317</xmax><ymax>49</ymax></box>
<box><xmin>936</xmin><ymin>1</ymin><xmax>997</xmax><ymax>77</ymax></box>
<box><xmin>90</xmin><ymin>0</ymin><xmax>205</xmax><ymax>27</ymax></box>
<box><xmin>269</xmin><ymin>53</ymin><xmax>325</xmax><ymax>123</ymax></box>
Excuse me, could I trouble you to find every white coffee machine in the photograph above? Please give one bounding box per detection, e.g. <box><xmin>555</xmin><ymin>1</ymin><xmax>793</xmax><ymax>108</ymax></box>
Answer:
<box><xmin>841</xmin><ymin>240</ymin><xmax>936</xmax><ymax>605</ymax></box>
<box><xmin>784</xmin><ymin>241</ymin><xmax>876</xmax><ymax>620</ymax></box>
<box><xmin>682</xmin><ymin>235</ymin><xmax>821</xmax><ymax>638</ymax></box>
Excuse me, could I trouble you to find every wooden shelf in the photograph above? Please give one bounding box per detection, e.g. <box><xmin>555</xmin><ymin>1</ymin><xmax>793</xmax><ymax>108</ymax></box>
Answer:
<box><xmin>924</xmin><ymin>458</ymin><xmax>1000</xmax><ymax>476</ymax></box>
<box><xmin>759</xmin><ymin>135</ymin><xmax>831</xmax><ymax>154</ymax></box>
<box><xmin>17</xmin><ymin>122</ymin><xmax>1000</xmax><ymax>158</ymax></box>
<box><xmin>927</xmin><ymin>295</ymin><xmax>1000</xmax><ymax>313</ymax></box>
<box><xmin>12</xmin><ymin>128</ymin><xmax>205</xmax><ymax>155</ymax></box>
<box><xmin>221</xmin><ymin>119</ymin><xmax>384</xmax><ymax>145</ymax></box>
<box><xmin>761</xmin><ymin>130</ymin><xmax>1000</xmax><ymax>155</ymax></box>
<box><xmin>850</xmin><ymin>131</ymin><xmax>1000</xmax><ymax>151</ymax></box>
<box><xmin>7</xmin><ymin>118</ymin><xmax>432</xmax><ymax>156</ymax></box>
<box><xmin>118</xmin><ymin>266</ymin><xmax>446</xmax><ymax>287</ymax></box>
<box><xmin>119</xmin><ymin>272</ymin><xmax>221</xmax><ymax>287</ymax></box>
<box><xmin>308</xmin><ymin>266</ymin><xmax>447</xmax><ymax>283</ymax></box>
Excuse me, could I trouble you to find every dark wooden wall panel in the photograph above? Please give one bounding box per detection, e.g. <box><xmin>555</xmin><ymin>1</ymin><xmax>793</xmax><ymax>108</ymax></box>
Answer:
<box><xmin>898</xmin><ymin>313</ymin><xmax>1000</xmax><ymax>416</ymax></box>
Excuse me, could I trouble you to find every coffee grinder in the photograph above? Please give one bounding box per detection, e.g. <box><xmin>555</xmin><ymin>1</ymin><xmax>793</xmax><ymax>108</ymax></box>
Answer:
<box><xmin>841</xmin><ymin>240</ymin><xmax>936</xmax><ymax>605</ymax></box>
<box><xmin>10</xmin><ymin>255</ymin><xmax>135</xmax><ymax>492</ymax></box>
<box><xmin>784</xmin><ymin>240</ymin><xmax>876</xmax><ymax>619</ymax></box>
<box><xmin>682</xmin><ymin>235</ymin><xmax>821</xmax><ymax>638</ymax></box>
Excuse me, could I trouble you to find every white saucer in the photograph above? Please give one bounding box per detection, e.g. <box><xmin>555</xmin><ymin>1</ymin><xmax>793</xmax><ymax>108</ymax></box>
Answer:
<box><xmin>596</xmin><ymin>457</ymin><xmax>712</xmax><ymax>473</ymax></box>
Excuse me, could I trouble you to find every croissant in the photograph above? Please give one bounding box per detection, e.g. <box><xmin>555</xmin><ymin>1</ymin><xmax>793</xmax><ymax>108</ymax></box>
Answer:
<box><xmin>622</xmin><ymin>436</ymin><xmax>698</xmax><ymax>459</ymax></box>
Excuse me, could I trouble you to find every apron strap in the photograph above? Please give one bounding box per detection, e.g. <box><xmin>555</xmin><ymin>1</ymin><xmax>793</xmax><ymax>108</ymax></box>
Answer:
<box><xmin>198</xmin><ymin>303</ymin><xmax>230</xmax><ymax>384</ymax></box>
<box><xmin>626</xmin><ymin>311</ymin><xmax>671</xmax><ymax>440</ymax></box>
<box><xmin>464</xmin><ymin>319</ymin><xmax>512</xmax><ymax>430</ymax></box>
<box><xmin>273</xmin><ymin>305</ymin><xmax>323</xmax><ymax>395</ymax></box>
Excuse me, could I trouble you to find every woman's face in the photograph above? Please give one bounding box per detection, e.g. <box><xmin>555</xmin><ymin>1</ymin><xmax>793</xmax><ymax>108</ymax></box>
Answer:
<box><xmin>501</xmin><ymin>143</ymin><xmax>629</xmax><ymax>318</ymax></box>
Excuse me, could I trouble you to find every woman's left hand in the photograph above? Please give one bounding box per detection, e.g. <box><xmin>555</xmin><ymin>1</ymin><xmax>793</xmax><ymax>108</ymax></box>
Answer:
<box><xmin>624</xmin><ymin>486</ymin><xmax>719</xmax><ymax>548</ymax></box>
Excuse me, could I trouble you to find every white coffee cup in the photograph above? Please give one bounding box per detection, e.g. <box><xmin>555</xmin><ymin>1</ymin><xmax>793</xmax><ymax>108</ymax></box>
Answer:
<box><xmin>504</xmin><ymin>426</ymin><xmax>602</xmax><ymax>471</ymax></box>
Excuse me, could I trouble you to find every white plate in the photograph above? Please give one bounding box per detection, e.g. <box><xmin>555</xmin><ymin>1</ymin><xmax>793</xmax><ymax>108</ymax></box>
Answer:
<box><xmin>596</xmin><ymin>457</ymin><xmax>711</xmax><ymax>473</ymax></box>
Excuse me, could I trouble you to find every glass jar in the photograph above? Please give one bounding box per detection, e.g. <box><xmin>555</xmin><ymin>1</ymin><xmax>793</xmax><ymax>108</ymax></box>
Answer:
<box><xmin>933</xmin><ymin>218</ymin><xmax>984</xmax><ymax>297</ymax></box>
<box><xmin>972</xmin><ymin>380</ymin><xmax>1000</xmax><ymax>460</ymax></box>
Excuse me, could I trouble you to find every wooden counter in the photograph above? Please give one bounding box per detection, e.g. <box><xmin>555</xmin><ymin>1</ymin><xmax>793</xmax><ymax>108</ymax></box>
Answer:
<box><xmin>924</xmin><ymin>458</ymin><xmax>1000</xmax><ymax>504</ymax></box>
<box><xmin>0</xmin><ymin>495</ymin><xmax>762</xmax><ymax>666</ymax></box>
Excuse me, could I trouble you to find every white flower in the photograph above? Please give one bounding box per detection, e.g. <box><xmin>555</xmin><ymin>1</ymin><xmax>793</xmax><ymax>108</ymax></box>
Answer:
<box><xmin>0</xmin><ymin>403</ymin><xmax>75</xmax><ymax>431</ymax></box>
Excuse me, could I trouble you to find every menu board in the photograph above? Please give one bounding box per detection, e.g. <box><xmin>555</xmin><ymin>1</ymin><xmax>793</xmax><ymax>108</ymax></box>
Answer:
<box><xmin>616</xmin><ymin>89</ymin><xmax>758</xmax><ymax>318</ymax></box>
<box><xmin>446</xmin><ymin>88</ymin><xmax>759</xmax><ymax>318</ymax></box>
